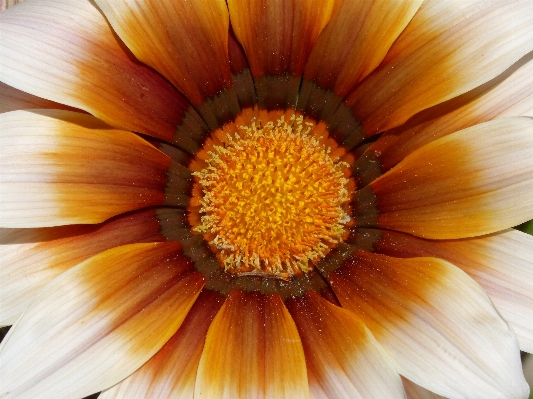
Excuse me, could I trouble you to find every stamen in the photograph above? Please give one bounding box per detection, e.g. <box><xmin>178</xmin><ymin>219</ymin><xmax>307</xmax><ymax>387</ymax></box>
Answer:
<box><xmin>190</xmin><ymin>113</ymin><xmax>352</xmax><ymax>277</ymax></box>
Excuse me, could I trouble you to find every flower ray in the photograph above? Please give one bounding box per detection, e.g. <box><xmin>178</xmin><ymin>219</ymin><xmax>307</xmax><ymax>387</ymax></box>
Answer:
<box><xmin>353</xmin><ymin>117</ymin><xmax>533</xmax><ymax>238</ymax></box>
<box><xmin>287</xmin><ymin>292</ymin><xmax>406</xmax><ymax>399</ymax></box>
<box><xmin>0</xmin><ymin>0</ymin><xmax>192</xmax><ymax>141</ymax></box>
<box><xmin>195</xmin><ymin>290</ymin><xmax>308</xmax><ymax>398</ymax></box>
<box><xmin>371</xmin><ymin>227</ymin><xmax>533</xmax><ymax>354</ymax></box>
<box><xmin>0</xmin><ymin>110</ymin><xmax>172</xmax><ymax>228</ymax></box>
<box><xmin>346</xmin><ymin>0</ymin><xmax>533</xmax><ymax>135</ymax></box>
<box><xmin>0</xmin><ymin>243</ymin><xmax>204</xmax><ymax>399</ymax></box>
<box><xmin>328</xmin><ymin>250</ymin><xmax>528</xmax><ymax>398</ymax></box>
<box><xmin>0</xmin><ymin>208</ymin><xmax>164</xmax><ymax>326</ymax></box>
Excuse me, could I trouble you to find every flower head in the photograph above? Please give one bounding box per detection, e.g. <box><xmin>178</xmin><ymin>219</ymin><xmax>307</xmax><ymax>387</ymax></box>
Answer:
<box><xmin>1</xmin><ymin>0</ymin><xmax>533</xmax><ymax>398</ymax></box>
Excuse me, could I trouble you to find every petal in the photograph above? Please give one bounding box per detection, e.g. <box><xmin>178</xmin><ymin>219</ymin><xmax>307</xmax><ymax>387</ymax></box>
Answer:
<box><xmin>287</xmin><ymin>292</ymin><xmax>405</xmax><ymax>399</ymax></box>
<box><xmin>346</xmin><ymin>0</ymin><xmax>533</xmax><ymax>135</ymax></box>
<box><xmin>0</xmin><ymin>81</ymin><xmax>78</xmax><ymax>114</ymax></box>
<box><xmin>94</xmin><ymin>0</ymin><xmax>232</xmax><ymax>106</ymax></box>
<box><xmin>303</xmin><ymin>0</ymin><xmax>423</xmax><ymax>97</ymax></box>
<box><xmin>0</xmin><ymin>242</ymin><xmax>205</xmax><ymax>399</ymax></box>
<box><xmin>402</xmin><ymin>377</ymin><xmax>445</xmax><ymax>399</ymax></box>
<box><xmin>366</xmin><ymin>52</ymin><xmax>533</xmax><ymax>173</ymax></box>
<box><xmin>0</xmin><ymin>110</ymin><xmax>181</xmax><ymax>228</ymax></box>
<box><xmin>0</xmin><ymin>0</ymin><xmax>190</xmax><ymax>140</ymax></box>
<box><xmin>94</xmin><ymin>0</ymin><xmax>239</xmax><ymax>130</ymax></box>
<box><xmin>99</xmin><ymin>290</ymin><xmax>224</xmax><ymax>399</ymax></box>
<box><xmin>195</xmin><ymin>290</ymin><xmax>309</xmax><ymax>398</ymax></box>
<box><xmin>0</xmin><ymin>209</ymin><xmax>164</xmax><ymax>326</ymax></box>
<box><xmin>374</xmin><ymin>228</ymin><xmax>533</xmax><ymax>354</ymax></box>
<box><xmin>328</xmin><ymin>251</ymin><xmax>528</xmax><ymax>399</ymax></box>
<box><xmin>227</xmin><ymin>0</ymin><xmax>333</xmax><ymax>109</ymax></box>
<box><xmin>354</xmin><ymin>117</ymin><xmax>533</xmax><ymax>238</ymax></box>
<box><xmin>228</xmin><ymin>28</ymin><xmax>257</xmax><ymax>109</ymax></box>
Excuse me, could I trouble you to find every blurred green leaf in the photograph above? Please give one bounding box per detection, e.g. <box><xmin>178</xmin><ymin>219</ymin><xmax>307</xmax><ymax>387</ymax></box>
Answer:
<box><xmin>517</xmin><ymin>220</ymin><xmax>533</xmax><ymax>236</ymax></box>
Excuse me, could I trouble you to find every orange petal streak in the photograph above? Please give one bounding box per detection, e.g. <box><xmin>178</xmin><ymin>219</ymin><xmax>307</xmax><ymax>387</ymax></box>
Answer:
<box><xmin>0</xmin><ymin>242</ymin><xmax>205</xmax><ymax>399</ymax></box>
<box><xmin>328</xmin><ymin>251</ymin><xmax>527</xmax><ymax>398</ymax></box>
<box><xmin>95</xmin><ymin>0</ymin><xmax>232</xmax><ymax>106</ymax></box>
<box><xmin>0</xmin><ymin>110</ymin><xmax>172</xmax><ymax>227</ymax></box>
<box><xmin>287</xmin><ymin>292</ymin><xmax>405</xmax><ymax>399</ymax></box>
<box><xmin>367</xmin><ymin>52</ymin><xmax>533</xmax><ymax>173</ymax></box>
<box><xmin>227</xmin><ymin>0</ymin><xmax>333</xmax><ymax>109</ymax></box>
<box><xmin>0</xmin><ymin>0</ymin><xmax>190</xmax><ymax>140</ymax></box>
<box><xmin>346</xmin><ymin>0</ymin><xmax>533</xmax><ymax>135</ymax></box>
<box><xmin>227</xmin><ymin>0</ymin><xmax>333</xmax><ymax>77</ymax></box>
<box><xmin>0</xmin><ymin>209</ymin><xmax>164</xmax><ymax>326</ymax></box>
<box><xmin>99</xmin><ymin>290</ymin><xmax>224</xmax><ymax>399</ymax></box>
<box><xmin>195</xmin><ymin>290</ymin><xmax>309</xmax><ymax>399</ymax></box>
<box><xmin>304</xmin><ymin>0</ymin><xmax>423</xmax><ymax>97</ymax></box>
<box><xmin>359</xmin><ymin>117</ymin><xmax>533</xmax><ymax>238</ymax></box>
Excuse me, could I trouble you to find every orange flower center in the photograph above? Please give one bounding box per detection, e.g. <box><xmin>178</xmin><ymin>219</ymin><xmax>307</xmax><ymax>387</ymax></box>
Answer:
<box><xmin>190</xmin><ymin>114</ymin><xmax>352</xmax><ymax>277</ymax></box>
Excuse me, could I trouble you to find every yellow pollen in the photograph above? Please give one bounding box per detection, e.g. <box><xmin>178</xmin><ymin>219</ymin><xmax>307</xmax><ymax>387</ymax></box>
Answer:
<box><xmin>192</xmin><ymin>114</ymin><xmax>351</xmax><ymax>276</ymax></box>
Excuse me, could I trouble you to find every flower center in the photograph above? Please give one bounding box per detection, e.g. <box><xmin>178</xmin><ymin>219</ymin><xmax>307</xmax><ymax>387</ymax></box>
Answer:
<box><xmin>190</xmin><ymin>113</ymin><xmax>352</xmax><ymax>277</ymax></box>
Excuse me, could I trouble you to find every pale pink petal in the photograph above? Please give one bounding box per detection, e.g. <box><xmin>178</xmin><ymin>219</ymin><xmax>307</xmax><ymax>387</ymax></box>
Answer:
<box><xmin>0</xmin><ymin>82</ymin><xmax>79</xmax><ymax>114</ymax></box>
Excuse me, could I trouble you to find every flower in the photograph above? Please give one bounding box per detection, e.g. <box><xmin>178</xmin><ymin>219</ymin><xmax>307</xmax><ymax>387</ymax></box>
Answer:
<box><xmin>1</xmin><ymin>0</ymin><xmax>533</xmax><ymax>398</ymax></box>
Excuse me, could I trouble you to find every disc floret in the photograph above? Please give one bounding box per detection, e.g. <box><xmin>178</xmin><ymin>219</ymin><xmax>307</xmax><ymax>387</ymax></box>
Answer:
<box><xmin>192</xmin><ymin>115</ymin><xmax>352</xmax><ymax>277</ymax></box>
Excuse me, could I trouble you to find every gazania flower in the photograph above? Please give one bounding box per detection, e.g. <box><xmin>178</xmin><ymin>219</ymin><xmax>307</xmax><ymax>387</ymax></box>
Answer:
<box><xmin>1</xmin><ymin>0</ymin><xmax>533</xmax><ymax>398</ymax></box>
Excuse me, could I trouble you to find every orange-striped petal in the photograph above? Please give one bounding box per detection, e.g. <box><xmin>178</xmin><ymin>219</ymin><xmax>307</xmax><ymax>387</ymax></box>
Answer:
<box><xmin>0</xmin><ymin>82</ymin><xmax>78</xmax><ymax>114</ymax></box>
<box><xmin>366</xmin><ymin>52</ymin><xmax>533</xmax><ymax>173</ymax></box>
<box><xmin>99</xmin><ymin>290</ymin><xmax>223</xmax><ymax>399</ymax></box>
<box><xmin>328</xmin><ymin>251</ymin><xmax>527</xmax><ymax>398</ymax></box>
<box><xmin>227</xmin><ymin>0</ymin><xmax>333</xmax><ymax>109</ymax></box>
<box><xmin>354</xmin><ymin>117</ymin><xmax>533</xmax><ymax>238</ymax></box>
<box><xmin>287</xmin><ymin>292</ymin><xmax>405</xmax><ymax>399</ymax></box>
<box><xmin>0</xmin><ymin>243</ymin><xmax>204</xmax><ymax>399</ymax></box>
<box><xmin>346</xmin><ymin>0</ymin><xmax>533</xmax><ymax>135</ymax></box>
<box><xmin>94</xmin><ymin>0</ymin><xmax>231</xmax><ymax>103</ymax></box>
<box><xmin>94</xmin><ymin>0</ymin><xmax>238</xmax><ymax>126</ymax></box>
<box><xmin>0</xmin><ymin>110</ymin><xmax>180</xmax><ymax>228</ymax></box>
<box><xmin>0</xmin><ymin>0</ymin><xmax>190</xmax><ymax>140</ymax></box>
<box><xmin>374</xmin><ymin>228</ymin><xmax>533</xmax><ymax>354</ymax></box>
<box><xmin>195</xmin><ymin>290</ymin><xmax>308</xmax><ymax>398</ymax></box>
<box><xmin>303</xmin><ymin>0</ymin><xmax>422</xmax><ymax>97</ymax></box>
<box><xmin>402</xmin><ymin>378</ymin><xmax>445</xmax><ymax>399</ymax></box>
<box><xmin>0</xmin><ymin>209</ymin><xmax>164</xmax><ymax>326</ymax></box>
